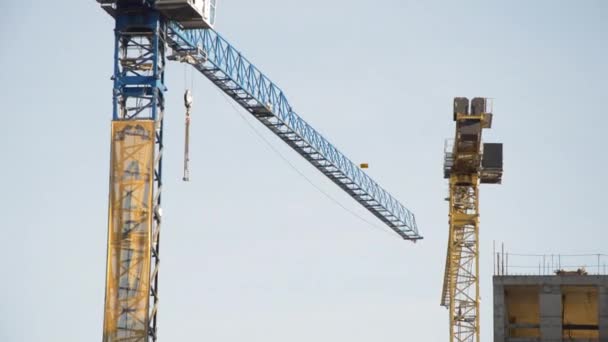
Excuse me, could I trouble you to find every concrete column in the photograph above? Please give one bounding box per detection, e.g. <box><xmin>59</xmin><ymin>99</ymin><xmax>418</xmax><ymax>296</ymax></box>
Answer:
<box><xmin>600</xmin><ymin>285</ymin><xmax>608</xmax><ymax>342</ymax></box>
<box><xmin>539</xmin><ymin>284</ymin><xmax>562</xmax><ymax>342</ymax></box>
<box><xmin>494</xmin><ymin>281</ymin><xmax>506</xmax><ymax>342</ymax></box>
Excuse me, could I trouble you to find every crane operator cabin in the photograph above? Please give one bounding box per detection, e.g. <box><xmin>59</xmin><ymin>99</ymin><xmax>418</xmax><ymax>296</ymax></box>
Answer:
<box><xmin>156</xmin><ymin>0</ymin><xmax>217</xmax><ymax>28</ymax></box>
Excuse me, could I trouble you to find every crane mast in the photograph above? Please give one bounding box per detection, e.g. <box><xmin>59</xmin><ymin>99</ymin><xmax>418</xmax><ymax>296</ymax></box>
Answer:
<box><xmin>441</xmin><ymin>97</ymin><xmax>503</xmax><ymax>342</ymax></box>
<box><xmin>101</xmin><ymin>5</ymin><xmax>166</xmax><ymax>341</ymax></box>
<box><xmin>97</xmin><ymin>1</ymin><xmax>421</xmax><ymax>341</ymax></box>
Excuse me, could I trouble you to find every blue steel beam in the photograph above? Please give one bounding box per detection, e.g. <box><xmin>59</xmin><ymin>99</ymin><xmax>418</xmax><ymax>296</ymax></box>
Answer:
<box><xmin>166</xmin><ymin>23</ymin><xmax>421</xmax><ymax>240</ymax></box>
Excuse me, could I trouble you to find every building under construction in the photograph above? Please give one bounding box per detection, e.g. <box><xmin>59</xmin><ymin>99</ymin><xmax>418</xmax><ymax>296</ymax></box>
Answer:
<box><xmin>494</xmin><ymin>272</ymin><xmax>608</xmax><ymax>341</ymax></box>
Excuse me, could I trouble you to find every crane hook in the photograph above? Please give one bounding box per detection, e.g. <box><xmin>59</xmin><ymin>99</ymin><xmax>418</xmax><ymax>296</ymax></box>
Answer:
<box><xmin>183</xmin><ymin>89</ymin><xmax>193</xmax><ymax>182</ymax></box>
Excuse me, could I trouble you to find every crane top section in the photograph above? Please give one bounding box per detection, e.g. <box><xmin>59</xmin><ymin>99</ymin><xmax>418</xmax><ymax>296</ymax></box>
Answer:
<box><xmin>444</xmin><ymin>97</ymin><xmax>503</xmax><ymax>184</ymax></box>
<box><xmin>98</xmin><ymin>0</ymin><xmax>217</xmax><ymax>28</ymax></box>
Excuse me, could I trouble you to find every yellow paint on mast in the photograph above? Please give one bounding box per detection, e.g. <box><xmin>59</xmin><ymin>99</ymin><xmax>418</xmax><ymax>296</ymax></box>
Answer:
<box><xmin>103</xmin><ymin>120</ymin><xmax>156</xmax><ymax>342</ymax></box>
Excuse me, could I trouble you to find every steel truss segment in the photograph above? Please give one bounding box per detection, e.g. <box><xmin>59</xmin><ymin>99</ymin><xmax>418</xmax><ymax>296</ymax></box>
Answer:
<box><xmin>104</xmin><ymin>8</ymin><xmax>165</xmax><ymax>342</ymax></box>
<box><xmin>166</xmin><ymin>23</ymin><xmax>421</xmax><ymax>240</ymax></box>
<box><xmin>444</xmin><ymin>174</ymin><xmax>480</xmax><ymax>342</ymax></box>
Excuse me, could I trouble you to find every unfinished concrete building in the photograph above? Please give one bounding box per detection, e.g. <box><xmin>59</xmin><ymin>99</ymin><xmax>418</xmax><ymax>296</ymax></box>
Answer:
<box><xmin>494</xmin><ymin>275</ymin><xmax>608</xmax><ymax>342</ymax></box>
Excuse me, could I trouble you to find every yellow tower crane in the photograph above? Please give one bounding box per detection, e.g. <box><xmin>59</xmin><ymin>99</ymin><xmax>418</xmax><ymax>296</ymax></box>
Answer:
<box><xmin>441</xmin><ymin>97</ymin><xmax>503</xmax><ymax>342</ymax></box>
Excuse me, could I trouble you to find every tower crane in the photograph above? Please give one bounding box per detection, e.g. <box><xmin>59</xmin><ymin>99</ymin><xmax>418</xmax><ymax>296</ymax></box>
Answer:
<box><xmin>96</xmin><ymin>1</ymin><xmax>422</xmax><ymax>341</ymax></box>
<box><xmin>441</xmin><ymin>97</ymin><xmax>503</xmax><ymax>342</ymax></box>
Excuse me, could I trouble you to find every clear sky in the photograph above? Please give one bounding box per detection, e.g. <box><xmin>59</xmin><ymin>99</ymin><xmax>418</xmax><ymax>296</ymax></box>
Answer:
<box><xmin>1</xmin><ymin>1</ymin><xmax>607</xmax><ymax>341</ymax></box>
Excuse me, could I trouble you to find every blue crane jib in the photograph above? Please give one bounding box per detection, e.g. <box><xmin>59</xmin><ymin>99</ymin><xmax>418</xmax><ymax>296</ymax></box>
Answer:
<box><xmin>166</xmin><ymin>25</ymin><xmax>421</xmax><ymax>240</ymax></box>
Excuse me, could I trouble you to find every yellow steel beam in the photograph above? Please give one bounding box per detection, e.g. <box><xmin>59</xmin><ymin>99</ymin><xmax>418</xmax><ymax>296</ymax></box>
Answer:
<box><xmin>446</xmin><ymin>174</ymin><xmax>480</xmax><ymax>342</ymax></box>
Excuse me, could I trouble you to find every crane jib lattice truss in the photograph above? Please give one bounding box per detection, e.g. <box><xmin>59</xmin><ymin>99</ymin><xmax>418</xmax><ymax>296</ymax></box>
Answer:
<box><xmin>97</xmin><ymin>1</ymin><xmax>421</xmax><ymax>341</ymax></box>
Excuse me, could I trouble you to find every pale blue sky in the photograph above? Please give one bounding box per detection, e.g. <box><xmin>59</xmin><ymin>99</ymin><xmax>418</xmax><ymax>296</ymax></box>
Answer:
<box><xmin>1</xmin><ymin>1</ymin><xmax>607</xmax><ymax>341</ymax></box>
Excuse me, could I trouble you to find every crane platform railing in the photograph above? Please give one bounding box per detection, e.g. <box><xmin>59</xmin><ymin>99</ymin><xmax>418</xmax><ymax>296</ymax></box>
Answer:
<box><xmin>166</xmin><ymin>23</ymin><xmax>421</xmax><ymax>240</ymax></box>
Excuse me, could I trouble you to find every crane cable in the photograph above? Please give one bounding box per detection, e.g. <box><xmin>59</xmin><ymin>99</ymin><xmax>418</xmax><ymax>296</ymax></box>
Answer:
<box><xmin>217</xmin><ymin>90</ymin><xmax>396</xmax><ymax>239</ymax></box>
